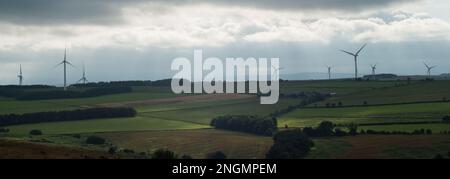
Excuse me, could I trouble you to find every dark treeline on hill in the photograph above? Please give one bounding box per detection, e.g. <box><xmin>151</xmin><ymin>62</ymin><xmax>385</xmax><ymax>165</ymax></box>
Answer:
<box><xmin>70</xmin><ymin>79</ymin><xmax>173</xmax><ymax>88</ymax></box>
<box><xmin>0</xmin><ymin>107</ymin><xmax>137</xmax><ymax>127</ymax></box>
<box><xmin>210</xmin><ymin>115</ymin><xmax>277</xmax><ymax>136</ymax></box>
<box><xmin>271</xmin><ymin>92</ymin><xmax>329</xmax><ymax>117</ymax></box>
<box><xmin>0</xmin><ymin>86</ymin><xmax>132</xmax><ymax>100</ymax></box>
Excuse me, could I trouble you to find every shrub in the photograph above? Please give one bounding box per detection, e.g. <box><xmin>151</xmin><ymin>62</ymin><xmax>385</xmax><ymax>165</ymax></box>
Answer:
<box><xmin>210</xmin><ymin>115</ymin><xmax>277</xmax><ymax>136</ymax></box>
<box><xmin>122</xmin><ymin>149</ymin><xmax>135</xmax><ymax>154</ymax></box>
<box><xmin>29</xmin><ymin>129</ymin><xmax>42</xmax><ymax>136</ymax></box>
<box><xmin>443</xmin><ymin>116</ymin><xmax>450</xmax><ymax>123</ymax></box>
<box><xmin>0</xmin><ymin>107</ymin><xmax>137</xmax><ymax>127</ymax></box>
<box><xmin>152</xmin><ymin>149</ymin><xmax>178</xmax><ymax>159</ymax></box>
<box><xmin>207</xmin><ymin>151</ymin><xmax>227</xmax><ymax>159</ymax></box>
<box><xmin>266</xmin><ymin>129</ymin><xmax>314</xmax><ymax>159</ymax></box>
<box><xmin>0</xmin><ymin>128</ymin><xmax>9</xmax><ymax>133</ymax></box>
<box><xmin>86</xmin><ymin>136</ymin><xmax>106</xmax><ymax>145</ymax></box>
<box><xmin>181</xmin><ymin>155</ymin><xmax>193</xmax><ymax>159</ymax></box>
<box><xmin>108</xmin><ymin>146</ymin><xmax>117</xmax><ymax>154</ymax></box>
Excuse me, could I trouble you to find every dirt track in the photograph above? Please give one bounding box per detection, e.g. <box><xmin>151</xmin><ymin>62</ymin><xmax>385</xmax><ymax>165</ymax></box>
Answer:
<box><xmin>97</xmin><ymin>94</ymin><xmax>255</xmax><ymax>108</ymax></box>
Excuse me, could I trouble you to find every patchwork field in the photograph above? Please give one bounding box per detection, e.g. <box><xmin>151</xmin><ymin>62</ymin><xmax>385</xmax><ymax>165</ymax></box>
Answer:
<box><xmin>1</xmin><ymin>79</ymin><xmax>450</xmax><ymax>159</ymax></box>
<box><xmin>97</xmin><ymin>129</ymin><xmax>273</xmax><ymax>159</ymax></box>
<box><xmin>278</xmin><ymin>102</ymin><xmax>450</xmax><ymax>128</ymax></box>
<box><xmin>307</xmin><ymin>135</ymin><xmax>450</xmax><ymax>159</ymax></box>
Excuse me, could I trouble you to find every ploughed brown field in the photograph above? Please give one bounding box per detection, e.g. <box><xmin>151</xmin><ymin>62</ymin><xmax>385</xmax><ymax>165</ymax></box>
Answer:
<box><xmin>0</xmin><ymin>139</ymin><xmax>117</xmax><ymax>159</ymax></box>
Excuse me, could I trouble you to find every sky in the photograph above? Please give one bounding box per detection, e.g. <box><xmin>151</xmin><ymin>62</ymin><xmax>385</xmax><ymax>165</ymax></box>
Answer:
<box><xmin>1</xmin><ymin>0</ymin><xmax>450</xmax><ymax>85</ymax></box>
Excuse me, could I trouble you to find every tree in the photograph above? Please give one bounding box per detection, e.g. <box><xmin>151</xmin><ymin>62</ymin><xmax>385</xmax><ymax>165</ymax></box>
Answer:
<box><xmin>29</xmin><ymin>129</ymin><xmax>42</xmax><ymax>136</ymax></box>
<box><xmin>266</xmin><ymin>129</ymin><xmax>314</xmax><ymax>159</ymax></box>
<box><xmin>207</xmin><ymin>151</ymin><xmax>227</xmax><ymax>159</ymax></box>
<box><xmin>316</xmin><ymin>121</ymin><xmax>335</xmax><ymax>137</ymax></box>
<box><xmin>347</xmin><ymin>123</ymin><xmax>358</xmax><ymax>136</ymax></box>
<box><xmin>86</xmin><ymin>136</ymin><xmax>106</xmax><ymax>145</ymax></box>
<box><xmin>152</xmin><ymin>149</ymin><xmax>178</xmax><ymax>159</ymax></box>
<box><xmin>443</xmin><ymin>116</ymin><xmax>450</xmax><ymax>123</ymax></box>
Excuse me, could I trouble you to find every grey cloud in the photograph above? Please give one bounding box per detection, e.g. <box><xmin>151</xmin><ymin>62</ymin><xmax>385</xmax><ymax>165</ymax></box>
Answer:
<box><xmin>0</xmin><ymin>0</ymin><xmax>420</xmax><ymax>25</ymax></box>
<box><xmin>0</xmin><ymin>0</ymin><xmax>146</xmax><ymax>25</ymax></box>
<box><xmin>187</xmin><ymin>0</ymin><xmax>420</xmax><ymax>11</ymax></box>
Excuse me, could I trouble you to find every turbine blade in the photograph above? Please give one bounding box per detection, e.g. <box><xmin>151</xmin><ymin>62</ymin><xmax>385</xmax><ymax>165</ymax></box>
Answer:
<box><xmin>423</xmin><ymin>62</ymin><xmax>430</xmax><ymax>68</ymax></box>
<box><xmin>53</xmin><ymin>61</ymin><xmax>64</xmax><ymax>69</ymax></box>
<box><xmin>66</xmin><ymin>61</ymin><xmax>76</xmax><ymax>68</ymax></box>
<box><xmin>356</xmin><ymin>43</ymin><xmax>367</xmax><ymax>55</ymax></box>
<box><xmin>340</xmin><ymin>50</ymin><xmax>356</xmax><ymax>56</ymax></box>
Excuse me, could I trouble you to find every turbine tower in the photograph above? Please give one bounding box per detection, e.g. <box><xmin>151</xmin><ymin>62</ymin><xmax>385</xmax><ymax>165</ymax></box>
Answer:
<box><xmin>55</xmin><ymin>47</ymin><xmax>75</xmax><ymax>91</ymax></box>
<box><xmin>272</xmin><ymin>65</ymin><xmax>283</xmax><ymax>80</ymax></box>
<box><xmin>326</xmin><ymin>65</ymin><xmax>332</xmax><ymax>80</ymax></box>
<box><xmin>423</xmin><ymin>62</ymin><xmax>437</xmax><ymax>78</ymax></box>
<box><xmin>18</xmin><ymin>64</ymin><xmax>23</xmax><ymax>86</ymax></box>
<box><xmin>77</xmin><ymin>63</ymin><xmax>88</xmax><ymax>84</ymax></box>
<box><xmin>340</xmin><ymin>43</ymin><xmax>367</xmax><ymax>80</ymax></box>
<box><xmin>371</xmin><ymin>64</ymin><xmax>377</xmax><ymax>76</ymax></box>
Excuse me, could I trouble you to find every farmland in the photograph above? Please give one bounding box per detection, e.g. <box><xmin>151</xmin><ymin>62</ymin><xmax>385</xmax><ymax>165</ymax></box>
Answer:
<box><xmin>1</xmin><ymin>79</ymin><xmax>450</xmax><ymax>159</ymax></box>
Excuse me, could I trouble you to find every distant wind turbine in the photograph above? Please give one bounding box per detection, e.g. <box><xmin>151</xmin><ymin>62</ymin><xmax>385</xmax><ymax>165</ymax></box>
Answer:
<box><xmin>18</xmin><ymin>64</ymin><xmax>23</xmax><ymax>86</ymax></box>
<box><xmin>423</xmin><ymin>62</ymin><xmax>437</xmax><ymax>78</ymax></box>
<box><xmin>77</xmin><ymin>63</ymin><xmax>88</xmax><ymax>84</ymax></box>
<box><xmin>55</xmin><ymin>47</ymin><xmax>75</xmax><ymax>91</ymax></box>
<box><xmin>340</xmin><ymin>43</ymin><xmax>367</xmax><ymax>80</ymax></box>
<box><xmin>370</xmin><ymin>64</ymin><xmax>377</xmax><ymax>76</ymax></box>
<box><xmin>272</xmin><ymin>65</ymin><xmax>284</xmax><ymax>80</ymax></box>
<box><xmin>326</xmin><ymin>65</ymin><xmax>332</xmax><ymax>80</ymax></box>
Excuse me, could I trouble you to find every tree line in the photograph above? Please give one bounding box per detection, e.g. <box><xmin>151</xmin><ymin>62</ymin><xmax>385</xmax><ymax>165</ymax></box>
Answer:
<box><xmin>0</xmin><ymin>86</ymin><xmax>132</xmax><ymax>100</ymax></box>
<box><xmin>210</xmin><ymin>115</ymin><xmax>277</xmax><ymax>136</ymax></box>
<box><xmin>0</xmin><ymin>107</ymin><xmax>137</xmax><ymax>127</ymax></box>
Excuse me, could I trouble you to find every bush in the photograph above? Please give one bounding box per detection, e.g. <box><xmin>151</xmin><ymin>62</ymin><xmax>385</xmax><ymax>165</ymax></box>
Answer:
<box><xmin>122</xmin><ymin>149</ymin><xmax>135</xmax><ymax>154</ymax></box>
<box><xmin>181</xmin><ymin>155</ymin><xmax>193</xmax><ymax>159</ymax></box>
<box><xmin>29</xmin><ymin>129</ymin><xmax>42</xmax><ymax>136</ymax></box>
<box><xmin>210</xmin><ymin>115</ymin><xmax>277</xmax><ymax>136</ymax></box>
<box><xmin>207</xmin><ymin>151</ymin><xmax>227</xmax><ymax>159</ymax></box>
<box><xmin>108</xmin><ymin>146</ymin><xmax>117</xmax><ymax>154</ymax></box>
<box><xmin>266</xmin><ymin>129</ymin><xmax>314</xmax><ymax>159</ymax></box>
<box><xmin>0</xmin><ymin>107</ymin><xmax>137</xmax><ymax>127</ymax></box>
<box><xmin>152</xmin><ymin>149</ymin><xmax>178</xmax><ymax>159</ymax></box>
<box><xmin>0</xmin><ymin>128</ymin><xmax>9</xmax><ymax>133</ymax></box>
<box><xmin>443</xmin><ymin>116</ymin><xmax>450</xmax><ymax>123</ymax></box>
<box><xmin>86</xmin><ymin>136</ymin><xmax>106</xmax><ymax>145</ymax></box>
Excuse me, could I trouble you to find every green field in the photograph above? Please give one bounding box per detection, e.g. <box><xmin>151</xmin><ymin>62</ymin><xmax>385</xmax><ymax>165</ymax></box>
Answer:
<box><xmin>314</xmin><ymin>81</ymin><xmax>450</xmax><ymax>106</ymax></box>
<box><xmin>97</xmin><ymin>129</ymin><xmax>273</xmax><ymax>159</ymax></box>
<box><xmin>142</xmin><ymin>98</ymin><xmax>301</xmax><ymax>125</ymax></box>
<box><xmin>5</xmin><ymin>117</ymin><xmax>209</xmax><ymax>137</ymax></box>
<box><xmin>278</xmin><ymin>102</ymin><xmax>450</xmax><ymax>127</ymax></box>
<box><xmin>360</xmin><ymin>123</ymin><xmax>450</xmax><ymax>133</ymax></box>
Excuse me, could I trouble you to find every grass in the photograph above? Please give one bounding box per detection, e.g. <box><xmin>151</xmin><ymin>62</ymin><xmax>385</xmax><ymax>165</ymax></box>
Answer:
<box><xmin>280</xmin><ymin>80</ymin><xmax>401</xmax><ymax>95</ymax></box>
<box><xmin>4</xmin><ymin>116</ymin><xmax>209</xmax><ymax>137</ymax></box>
<box><xmin>97</xmin><ymin>129</ymin><xmax>273</xmax><ymax>159</ymax></box>
<box><xmin>314</xmin><ymin>80</ymin><xmax>450</xmax><ymax>107</ymax></box>
<box><xmin>0</xmin><ymin>91</ymin><xmax>177</xmax><ymax>114</ymax></box>
<box><xmin>360</xmin><ymin>123</ymin><xmax>450</xmax><ymax>133</ymax></box>
<box><xmin>278</xmin><ymin>102</ymin><xmax>450</xmax><ymax>128</ymax></box>
<box><xmin>305</xmin><ymin>135</ymin><xmax>450</xmax><ymax>159</ymax></box>
<box><xmin>142</xmin><ymin>98</ymin><xmax>301</xmax><ymax>125</ymax></box>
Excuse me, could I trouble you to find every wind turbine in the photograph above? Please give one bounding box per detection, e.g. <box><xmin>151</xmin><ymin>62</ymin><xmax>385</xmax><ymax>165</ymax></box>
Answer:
<box><xmin>423</xmin><ymin>62</ymin><xmax>437</xmax><ymax>78</ymax></box>
<box><xmin>326</xmin><ymin>65</ymin><xmax>332</xmax><ymax>80</ymax></box>
<box><xmin>18</xmin><ymin>64</ymin><xmax>23</xmax><ymax>86</ymax></box>
<box><xmin>77</xmin><ymin>63</ymin><xmax>88</xmax><ymax>84</ymax></box>
<box><xmin>272</xmin><ymin>65</ymin><xmax>284</xmax><ymax>80</ymax></box>
<box><xmin>370</xmin><ymin>64</ymin><xmax>377</xmax><ymax>75</ymax></box>
<box><xmin>340</xmin><ymin>43</ymin><xmax>367</xmax><ymax>80</ymax></box>
<box><xmin>55</xmin><ymin>47</ymin><xmax>75</xmax><ymax>91</ymax></box>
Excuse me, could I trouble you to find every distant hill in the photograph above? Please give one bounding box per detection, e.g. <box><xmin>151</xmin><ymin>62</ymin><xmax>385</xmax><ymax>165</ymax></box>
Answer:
<box><xmin>363</xmin><ymin>74</ymin><xmax>398</xmax><ymax>79</ymax></box>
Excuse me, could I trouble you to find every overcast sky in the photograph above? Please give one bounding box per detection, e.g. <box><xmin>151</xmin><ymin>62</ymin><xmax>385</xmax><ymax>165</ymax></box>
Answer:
<box><xmin>1</xmin><ymin>0</ymin><xmax>450</xmax><ymax>85</ymax></box>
